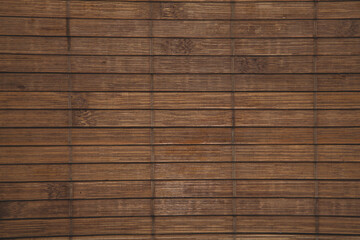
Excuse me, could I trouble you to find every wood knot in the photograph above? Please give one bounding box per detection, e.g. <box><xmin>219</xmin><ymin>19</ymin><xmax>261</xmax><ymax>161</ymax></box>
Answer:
<box><xmin>235</xmin><ymin>57</ymin><xmax>267</xmax><ymax>73</ymax></box>
<box><xmin>46</xmin><ymin>183</ymin><xmax>70</xmax><ymax>199</ymax></box>
<box><xmin>73</xmin><ymin>110</ymin><xmax>96</xmax><ymax>127</ymax></box>
<box><xmin>159</xmin><ymin>3</ymin><xmax>184</xmax><ymax>19</ymax></box>
<box><xmin>160</xmin><ymin>39</ymin><xmax>194</xmax><ymax>55</ymax></box>
<box><xmin>71</xmin><ymin>94</ymin><xmax>88</xmax><ymax>108</ymax></box>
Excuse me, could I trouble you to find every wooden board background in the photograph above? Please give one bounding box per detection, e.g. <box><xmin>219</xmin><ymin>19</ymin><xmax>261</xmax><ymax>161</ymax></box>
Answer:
<box><xmin>0</xmin><ymin>0</ymin><xmax>360</xmax><ymax>239</ymax></box>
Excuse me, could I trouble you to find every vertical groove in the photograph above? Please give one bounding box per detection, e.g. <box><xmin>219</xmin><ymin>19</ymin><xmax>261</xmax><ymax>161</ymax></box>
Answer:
<box><xmin>66</xmin><ymin>0</ymin><xmax>73</xmax><ymax>239</ymax></box>
<box><xmin>313</xmin><ymin>0</ymin><xmax>319</xmax><ymax>239</ymax></box>
<box><xmin>149</xmin><ymin>2</ymin><xmax>155</xmax><ymax>239</ymax></box>
<box><xmin>230</xmin><ymin>2</ymin><xmax>237</xmax><ymax>239</ymax></box>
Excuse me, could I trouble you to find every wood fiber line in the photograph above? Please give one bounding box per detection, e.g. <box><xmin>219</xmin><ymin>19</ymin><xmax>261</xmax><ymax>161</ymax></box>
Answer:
<box><xmin>150</xmin><ymin>2</ymin><xmax>155</xmax><ymax>239</ymax></box>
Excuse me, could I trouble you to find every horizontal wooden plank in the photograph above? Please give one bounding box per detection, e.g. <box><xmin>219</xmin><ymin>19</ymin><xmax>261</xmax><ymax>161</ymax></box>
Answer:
<box><xmin>235</xmin><ymin>128</ymin><xmax>314</xmax><ymax>144</ymax></box>
<box><xmin>318</xmin><ymin>163</ymin><xmax>360</xmax><ymax>179</ymax></box>
<box><xmin>318</xmin><ymin>199</ymin><xmax>360</xmax><ymax>216</ymax></box>
<box><xmin>0</xmin><ymin>219</ymin><xmax>69</xmax><ymax>238</ymax></box>
<box><xmin>0</xmin><ymin>165</ymin><xmax>68</xmax><ymax>182</ymax></box>
<box><xmin>317</xmin><ymin>56</ymin><xmax>360</xmax><ymax>73</ymax></box>
<box><xmin>153</xmin><ymin>93</ymin><xmax>231</xmax><ymax>109</ymax></box>
<box><xmin>317</xmin><ymin>93</ymin><xmax>360</xmax><ymax>109</ymax></box>
<box><xmin>317</xmin><ymin>128</ymin><xmax>360</xmax><ymax>144</ymax></box>
<box><xmin>319</xmin><ymin>181</ymin><xmax>360</xmax><ymax>198</ymax></box>
<box><xmin>318</xmin><ymin>145</ymin><xmax>360</xmax><ymax>162</ymax></box>
<box><xmin>235</xmin><ymin>163</ymin><xmax>314</xmax><ymax>179</ymax></box>
<box><xmin>0</xmin><ymin>0</ymin><xmax>66</xmax><ymax>17</ymax></box>
<box><xmin>69</xmin><ymin>1</ymin><xmax>150</xmax><ymax>19</ymax></box>
<box><xmin>0</xmin><ymin>129</ymin><xmax>68</xmax><ymax>145</ymax></box>
<box><xmin>75</xmin><ymin>236</ymin><xmax>150</xmax><ymax>240</ymax></box>
<box><xmin>236</xmin><ymin>180</ymin><xmax>315</xmax><ymax>197</ymax></box>
<box><xmin>233</xmin><ymin>2</ymin><xmax>314</xmax><ymax>19</ymax></box>
<box><xmin>318</xmin><ymin>39</ymin><xmax>360</xmax><ymax>56</ymax></box>
<box><xmin>235</xmin><ymin>93</ymin><xmax>314</xmax><ymax>109</ymax></box>
<box><xmin>72</xmin><ymin>128</ymin><xmax>150</xmax><ymax>145</ymax></box>
<box><xmin>234</xmin><ymin>39</ymin><xmax>314</xmax><ymax>55</ymax></box>
<box><xmin>318</xmin><ymin>2</ymin><xmax>360</xmax><ymax>19</ymax></box>
<box><xmin>317</xmin><ymin>110</ymin><xmax>360</xmax><ymax>126</ymax></box>
<box><xmin>236</xmin><ymin>216</ymin><xmax>315</xmax><ymax>233</ymax></box>
<box><xmin>0</xmin><ymin>200</ymin><xmax>68</xmax><ymax>219</ymax></box>
<box><xmin>317</xmin><ymin>74</ymin><xmax>360</xmax><ymax>91</ymax></box>
<box><xmin>153</xmin><ymin>128</ymin><xmax>232</xmax><ymax>144</ymax></box>
<box><xmin>0</xmin><ymin>147</ymin><xmax>69</xmax><ymax>164</ymax></box>
<box><xmin>153</xmin><ymin>38</ymin><xmax>231</xmax><ymax>55</ymax></box>
<box><xmin>154</xmin><ymin>145</ymin><xmax>232</xmax><ymax>162</ymax></box>
<box><xmin>72</xmin><ymin>217</ymin><xmax>151</xmax><ymax>235</ymax></box>
<box><xmin>155</xmin><ymin>110</ymin><xmax>232</xmax><ymax>126</ymax></box>
<box><xmin>70</xmin><ymin>19</ymin><xmax>149</xmax><ymax>37</ymax></box>
<box><xmin>0</xmin><ymin>73</ymin><xmax>69</xmax><ymax>91</ymax></box>
<box><xmin>0</xmin><ymin>54</ymin><xmax>67</xmax><ymax>72</ymax></box>
<box><xmin>72</xmin><ymin>164</ymin><xmax>151</xmax><ymax>181</ymax></box>
<box><xmin>155</xmin><ymin>163</ymin><xmax>232</xmax><ymax>179</ymax></box>
<box><xmin>73</xmin><ymin>181</ymin><xmax>151</xmax><ymax>199</ymax></box>
<box><xmin>0</xmin><ymin>110</ymin><xmax>69</xmax><ymax>127</ymax></box>
<box><xmin>318</xmin><ymin>20</ymin><xmax>360</xmax><ymax>37</ymax></box>
<box><xmin>71</xmin><ymin>93</ymin><xmax>150</xmax><ymax>109</ymax></box>
<box><xmin>319</xmin><ymin>217</ymin><xmax>360</xmax><ymax>234</ymax></box>
<box><xmin>72</xmin><ymin>146</ymin><xmax>151</xmax><ymax>163</ymax></box>
<box><xmin>155</xmin><ymin>216</ymin><xmax>232</xmax><ymax>233</ymax></box>
<box><xmin>236</xmin><ymin>145</ymin><xmax>315</xmax><ymax>162</ymax></box>
<box><xmin>155</xmin><ymin>180</ymin><xmax>232</xmax><ymax>197</ymax></box>
<box><xmin>0</xmin><ymin>92</ymin><xmax>68</xmax><ymax>109</ymax></box>
<box><xmin>232</xmin><ymin>20</ymin><xmax>313</xmax><ymax>37</ymax></box>
<box><xmin>0</xmin><ymin>17</ymin><xmax>66</xmax><ymax>36</ymax></box>
<box><xmin>73</xmin><ymin>199</ymin><xmax>151</xmax><ymax>217</ymax></box>
<box><xmin>0</xmin><ymin>36</ymin><xmax>67</xmax><ymax>54</ymax></box>
<box><xmin>156</xmin><ymin>235</ymin><xmax>339</xmax><ymax>240</ymax></box>
<box><xmin>235</xmin><ymin>110</ymin><xmax>314</xmax><ymax>126</ymax></box>
<box><xmin>0</xmin><ymin>182</ymin><xmax>70</xmax><ymax>200</ymax></box>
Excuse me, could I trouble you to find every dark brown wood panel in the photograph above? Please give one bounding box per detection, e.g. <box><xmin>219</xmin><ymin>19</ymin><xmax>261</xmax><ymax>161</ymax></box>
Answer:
<box><xmin>317</xmin><ymin>56</ymin><xmax>360</xmax><ymax>73</ymax></box>
<box><xmin>317</xmin><ymin>74</ymin><xmax>360</xmax><ymax>91</ymax></box>
<box><xmin>318</xmin><ymin>38</ymin><xmax>360</xmax><ymax>56</ymax></box>
<box><xmin>319</xmin><ymin>181</ymin><xmax>360</xmax><ymax>198</ymax></box>
<box><xmin>317</xmin><ymin>110</ymin><xmax>360</xmax><ymax>126</ymax></box>
<box><xmin>0</xmin><ymin>129</ymin><xmax>68</xmax><ymax>146</ymax></box>
<box><xmin>0</xmin><ymin>110</ymin><xmax>69</xmax><ymax>127</ymax></box>
<box><xmin>0</xmin><ymin>0</ymin><xmax>66</xmax><ymax>17</ymax></box>
<box><xmin>318</xmin><ymin>199</ymin><xmax>360</xmax><ymax>216</ymax></box>
<box><xmin>318</xmin><ymin>163</ymin><xmax>360</xmax><ymax>179</ymax></box>
<box><xmin>317</xmin><ymin>128</ymin><xmax>360</xmax><ymax>144</ymax></box>
<box><xmin>318</xmin><ymin>145</ymin><xmax>360</xmax><ymax>162</ymax></box>
<box><xmin>318</xmin><ymin>2</ymin><xmax>360</xmax><ymax>19</ymax></box>
<box><xmin>317</xmin><ymin>92</ymin><xmax>360</xmax><ymax>109</ymax></box>
<box><xmin>317</xmin><ymin>20</ymin><xmax>360</xmax><ymax>37</ymax></box>
<box><xmin>319</xmin><ymin>217</ymin><xmax>360</xmax><ymax>234</ymax></box>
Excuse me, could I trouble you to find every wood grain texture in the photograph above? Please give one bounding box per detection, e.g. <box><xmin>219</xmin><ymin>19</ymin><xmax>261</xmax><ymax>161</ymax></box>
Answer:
<box><xmin>318</xmin><ymin>145</ymin><xmax>360</xmax><ymax>162</ymax></box>
<box><xmin>317</xmin><ymin>74</ymin><xmax>360</xmax><ymax>91</ymax></box>
<box><xmin>318</xmin><ymin>163</ymin><xmax>360</xmax><ymax>179</ymax></box>
<box><xmin>0</xmin><ymin>129</ymin><xmax>68</xmax><ymax>145</ymax></box>
<box><xmin>317</xmin><ymin>93</ymin><xmax>360</xmax><ymax>109</ymax></box>
<box><xmin>318</xmin><ymin>39</ymin><xmax>360</xmax><ymax>56</ymax></box>
<box><xmin>317</xmin><ymin>110</ymin><xmax>360</xmax><ymax>126</ymax></box>
<box><xmin>0</xmin><ymin>92</ymin><xmax>68</xmax><ymax>109</ymax></box>
<box><xmin>317</xmin><ymin>128</ymin><xmax>360</xmax><ymax>144</ymax></box>
<box><xmin>319</xmin><ymin>181</ymin><xmax>360</xmax><ymax>198</ymax></box>
<box><xmin>0</xmin><ymin>165</ymin><xmax>68</xmax><ymax>182</ymax></box>
<box><xmin>319</xmin><ymin>217</ymin><xmax>360</xmax><ymax>234</ymax></box>
<box><xmin>0</xmin><ymin>147</ymin><xmax>68</xmax><ymax>164</ymax></box>
<box><xmin>317</xmin><ymin>56</ymin><xmax>360</xmax><ymax>73</ymax></box>
<box><xmin>318</xmin><ymin>199</ymin><xmax>360</xmax><ymax>216</ymax></box>
<box><xmin>0</xmin><ymin>110</ymin><xmax>69</xmax><ymax>127</ymax></box>
<box><xmin>0</xmin><ymin>55</ymin><xmax>67</xmax><ymax>72</ymax></box>
<box><xmin>0</xmin><ymin>0</ymin><xmax>66</xmax><ymax>17</ymax></box>
<box><xmin>318</xmin><ymin>20</ymin><xmax>360</xmax><ymax>37</ymax></box>
<box><xmin>318</xmin><ymin>2</ymin><xmax>360</xmax><ymax>19</ymax></box>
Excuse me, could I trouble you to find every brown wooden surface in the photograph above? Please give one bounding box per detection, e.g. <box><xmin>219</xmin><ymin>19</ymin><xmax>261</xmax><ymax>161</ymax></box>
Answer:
<box><xmin>0</xmin><ymin>0</ymin><xmax>359</xmax><ymax>238</ymax></box>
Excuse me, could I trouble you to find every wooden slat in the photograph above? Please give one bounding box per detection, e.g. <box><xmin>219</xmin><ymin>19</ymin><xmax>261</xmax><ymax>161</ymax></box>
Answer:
<box><xmin>318</xmin><ymin>163</ymin><xmax>360</xmax><ymax>179</ymax></box>
<box><xmin>0</xmin><ymin>73</ymin><xmax>69</xmax><ymax>91</ymax></box>
<box><xmin>234</xmin><ymin>56</ymin><xmax>313</xmax><ymax>73</ymax></box>
<box><xmin>0</xmin><ymin>165</ymin><xmax>68</xmax><ymax>182</ymax></box>
<box><xmin>236</xmin><ymin>180</ymin><xmax>315</xmax><ymax>197</ymax></box>
<box><xmin>234</xmin><ymin>39</ymin><xmax>314</xmax><ymax>55</ymax></box>
<box><xmin>0</xmin><ymin>54</ymin><xmax>67</xmax><ymax>72</ymax></box>
<box><xmin>72</xmin><ymin>146</ymin><xmax>151</xmax><ymax>163</ymax></box>
<box><xmin>317</xmin><ymin>93</ymin><xmax>360</xmax><ymax>109</ymax></box>
<box><xmin>154</xmin><ymin>93</ymin><xmax>231</xmax><ymax>109</ymax></box>
<box><xmin>318</xmin><ymin>39</ymin><xmax>360</xmax><ymax>56</ymax></box>
<box><xmin>0</xmin><ymin>200</ymin><xmax>69</xmax><ymax>219</ymax></box>
<box><xmin>0</xmin><ymin>129</ymin><xmax>68</xmax><ymax>146</ymax></box>
<box><xmin>235</xmin><ymin>93</ymin><xmax>314</xmax><ymax>109</ymax></box>
<box><xmin>0</xmin><ymin>0</ymin><xmax>66</xmax><ymax>17</ymax></box>
<box><xmin>69</xmin><ymin>1</ymin><xmax>150</xmax><ymax>19</ymax></box>
<box><xmin>235</xmin><ymin>163</ymin><xmax>314</xmax><ymax>179</ymax></box>
<box><xmin>317</xmin><ymin>128</ymin><xmax>360</xmax><ymax>144</ymax></box>
<box><xmin>0</xmin><ymin>219</ymin><xmax>69</xmax><ymax>238</ymax></box>
<box><xmin>318</xmin><ymin>199</ymin><xmax>360</xmax><ymax>216</ymax></box>
<box><xmin>317</xmin><ymin>56</ymin><xmax>360</xmax><ymax>73</ymax></box>
<box><xmin>0</xmin><ymin>147</ymin><xmax>68</xmax><ymax>164</ymax></box>
<box><xmin>155</xmin><ymin>216</ymin><xmax>232</xmax><ymax>233</ymax></box>
<box><xmin>0</xmin><ymin>17</ymin><xmax>66</xmax><ymax>36</ymax></box>
<box><xmin>0</xmin><ymin>36</ymin><xmax>67</xmax><ymax>54</ymax></box>
<box><xmin>72</xmin><ymin>110</ymin><xmax>150</xmax><ymax>127</ymax></box>
<box><xmin>236</xmin><ymin>216</ymin><xmax>315</xmax><ymax>233</ymax></box>
<box><xmin>75</xmin><ymin>236</ymin><xmax>150</xmax><ymax>240</ymax></box>
<box><xmin>73</xmin><ymin>181</ymin><xmax>151</xmax><ymax>199</ymax></box>
<box><xmin>153</xmin><ymin>128</ymin><xmax>232</xmax><ymax>144</ymax></box>
<box><xmin>155</xmin><ymin>180</ymin><xmax>233</xmax><ymax>197</ymax></box>
<box><xmin>0</xmin><ymin>92</ymin><xmax>68</xmax><ymax>109</ymax></box>
<box><xmin>319</xmin><ymin>181</ymin><xmax>360</xmax><ymax>198</ymax></box>
<box><xmin>318</xmin><ymin>2</ymin><xmax>360</xmax><ymax>19</ymax></box>
<box><xmin>318</xmin><ymin>20</ymin><xmax>360</xmax><ymax>37</ymax></box>
<box><xmin>233</xmin><ymin>2</ymin><xmax>314</xmax><ymax>19</ymax></box>
<box><xmin>155</xmin><ymin>110</ymin><xmax>232</xmax><ymax>126</ymax></box>
<box><xmin>72</xmin><ymin>199</ymin><xmax>151</xmax><ymax>217</ymax></box>
<box><xmin>154</xmin><ymin>145</ymin><xmax>232</xmax><ymax>162</ymax></box>
<box><xmin>152</xmin><ymin>3</ymin><xmax>230</xmax><ymax>20</ymax></box>
<box><xmin>0</xmin><ymin>182</ymin><xmax>70</xmax><ymax>200</ymax></box>
<box><xmin>235</xmin><ymin>128</ymin><xmax>314</xmax><ymax>144</ymax></box>
<box><xmin>70</xmin><ymin>19</ymin><xmax>150</xmax><ymax>37</ymax></box>
<box><xmin>235</xmin><ymin>145</ymin><xmax>314</xmax><ymax>162</ymax></box>
<box><xmin>157</xmin><ymin>235</ymin><xmax>324</xmax><ymax>240</ymax></box>
<box><xmin>319</xmin><ymin>217</ymin><xmax>360</xmax><ymax>234</ymax></box>
<box><xmin>317</xmin><ymin>110</ymin><xmax>360</xmax><ymax>126</ymax></box>
<box><xmin>318</xmin><ymin>145</ymin><xmax>360</xmax><ymax>162</ymax></box>
<box><xmin>232</xmin><ymin>20</ymin><xmax>313</xmax><ymax>37</ymax></box>
<box><xmin>153</xmin><ymin>38</ymin><xmax>231</xmax><ymax>55</ymax></box>
<box><xmin>72</xmin><ymin>164</ymin><xmax>151</xmax><ymax>181</ymax></box>
<box><xmin>235</xmin><ymin>110</ymin><xmax>314</xmax><ymax>126</ymax></box>
<box><xmin>0</xmin><ymin>110</ymin><xmax>69</xmax><ymax>127</ymax></box>
<box><xmin>317</xmin><ymin>74</ymin><xmax>360</xmax><ymax>91</ymax></box>
<box><xmin>155</xmin><ymin>163</ymin><xmax>232</xmax><ymax>180</ymax></box>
